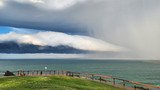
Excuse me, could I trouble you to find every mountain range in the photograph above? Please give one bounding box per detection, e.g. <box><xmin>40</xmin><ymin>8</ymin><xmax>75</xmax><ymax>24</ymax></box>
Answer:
<box><xmin>0</xmin><ymin>42</ymin><xmax>89</xmax><ymax>54</ymax></box>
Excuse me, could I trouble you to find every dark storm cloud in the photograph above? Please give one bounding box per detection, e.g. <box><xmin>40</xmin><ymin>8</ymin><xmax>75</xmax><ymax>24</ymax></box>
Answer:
<box><xmin>0</xmin><ymin>19</ymin><xmax>88</xmax><ymax>35</ymax></box>
<box><xmin>0</xmin><ymin>0</ymin><xmax>160</xmax><ymax>59</ymax></box>
<box><xmin>0</xmin><ymin>0</ymin><xmax>90</xmax><ymax>35</ymax></box>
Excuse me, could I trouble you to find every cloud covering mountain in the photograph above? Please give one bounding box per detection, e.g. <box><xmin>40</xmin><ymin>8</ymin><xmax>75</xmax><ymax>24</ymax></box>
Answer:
<box><xmin>0</xmin><ymin>29</ymin><xmax>123</xmax><ymax>52</ymax></box>
<box><xmin>0</xmin><ymin>41</ymin><xmax>89</xmax><ymax>54</ymax></box>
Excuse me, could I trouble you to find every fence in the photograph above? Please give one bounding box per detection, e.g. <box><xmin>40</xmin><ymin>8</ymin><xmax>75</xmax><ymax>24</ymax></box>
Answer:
<box><xmin>1</xmin><ymin>70</ymin><xmax>160</xmax><ymax>90</ymax></box>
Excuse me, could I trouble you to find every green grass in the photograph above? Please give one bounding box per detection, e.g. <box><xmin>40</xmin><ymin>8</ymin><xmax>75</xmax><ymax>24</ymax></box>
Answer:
<box><xmin>0</xmin><ymin>76</ymin><xmax>124</xmax><ymax>90</ymax></box>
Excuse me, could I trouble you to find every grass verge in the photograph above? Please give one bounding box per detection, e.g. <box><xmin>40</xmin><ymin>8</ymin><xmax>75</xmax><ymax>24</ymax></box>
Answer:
<box><xmin>0</xmin><ymin>76</ymin><xmax>124</xmax><ymax>90</ymax></box>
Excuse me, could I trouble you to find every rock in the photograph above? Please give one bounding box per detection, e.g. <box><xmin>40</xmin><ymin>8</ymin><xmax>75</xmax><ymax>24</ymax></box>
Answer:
<box><xmin>4</xmin><ymin>70</ymin><xmax>15</xmax><ymax>76</ymax></box>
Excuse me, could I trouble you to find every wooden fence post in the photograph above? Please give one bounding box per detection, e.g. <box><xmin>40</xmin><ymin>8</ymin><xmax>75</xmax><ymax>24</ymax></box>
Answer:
<box><xmin>134</xmin><ymin>85</ymin><xmax>137</xmax><ymax>90</ymax></box>
<box><xmin>27</xmin><ymin>71</ymin><xmax>29</xmax><ymax>76</ymax></box>
<box><xmin>17</xmin><ymin>71</ymin><xmax>19</xmax><ymax>76</ymax></box>
<box><xmin>40</xmin><ymin>71</ymin><xmax>42</xmax><ymax>75</ymax></box>
<box><xmin>53</xmin><ymin>70</ymin><xmax>55</xmax><ymax>75</ymax></box>
<box><xmin>37</xmin><ymin>71</ymin><xmax>38</xmax><ymax>75</ymax></box>
<box><xmin>91</xmin><ymin>74</ymin><xmax>94</xmax><ymax>80</ymax></box>
<box><xmin>49</xmin><ymin>70</ymin><xmax>51</xmax><ymax>75</ymax></box>
<box><xmin>123</xmin><ymin>80</ymin><xmax>125</xmax><ymax>87</ymax></box>
<box><xmin>99</xmin><ymin>77</ymin><xmax>102</xmax><ymax>82</ymax></box>
<box><xmin>113</xmin><ymin>78</ymin><xmax>115</xmax><ymax>85</ymax></box>
<box><xmin>58</xmin><ymin>70</ymin><xmax>59</xmax><ymax>75</ymax></box>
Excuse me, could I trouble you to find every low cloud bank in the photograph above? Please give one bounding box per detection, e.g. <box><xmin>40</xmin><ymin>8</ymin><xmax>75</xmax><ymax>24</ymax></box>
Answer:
<box><xmin>0</xmin><ymin>30</ymin><xmax>123</xmax><ymax>52</ymax></box>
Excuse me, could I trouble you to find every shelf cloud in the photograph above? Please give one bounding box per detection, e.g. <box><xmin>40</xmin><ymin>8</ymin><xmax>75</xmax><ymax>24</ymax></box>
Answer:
<box><xmin>0</xmin><ymin>28</ymin><xmax>123</xmax><ymax>52</ymax></box>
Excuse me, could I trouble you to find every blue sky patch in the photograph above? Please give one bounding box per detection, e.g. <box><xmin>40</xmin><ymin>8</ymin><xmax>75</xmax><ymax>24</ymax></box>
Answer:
<box><xmin>0</xmin><ymin>26</ymin><xmax>12</xmax><ymax>34</ymax></box>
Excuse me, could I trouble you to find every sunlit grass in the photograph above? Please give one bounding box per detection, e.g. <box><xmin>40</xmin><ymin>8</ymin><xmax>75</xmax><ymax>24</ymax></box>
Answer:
<box><xmin>0</xmin><ymin>76</ymin><xmax>124</xmax><ymax>90</ymax></box>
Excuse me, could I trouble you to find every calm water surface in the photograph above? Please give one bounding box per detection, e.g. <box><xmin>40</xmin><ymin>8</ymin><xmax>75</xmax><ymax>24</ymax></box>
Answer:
<box><xmin>0</xmin><ymin>59</ymin><xmax>160</xmax><ymax>86</ymax></box>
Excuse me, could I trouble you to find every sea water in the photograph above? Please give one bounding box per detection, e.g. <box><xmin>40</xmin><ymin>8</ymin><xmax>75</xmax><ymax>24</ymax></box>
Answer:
<box><xmin>0</xmin><ymin>59</ymin><xmax>160</xmax><ymax>86</ymax></box>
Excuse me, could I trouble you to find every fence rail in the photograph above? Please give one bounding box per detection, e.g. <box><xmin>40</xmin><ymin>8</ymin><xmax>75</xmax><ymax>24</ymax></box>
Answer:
<box><xmin>1</xmin><ymin>70</ymin><xmax>160</xmax><ymax>90</ymax></box>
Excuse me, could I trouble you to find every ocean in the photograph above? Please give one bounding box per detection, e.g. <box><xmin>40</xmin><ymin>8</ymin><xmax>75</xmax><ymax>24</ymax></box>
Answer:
<box><xmin>0</xmin><ymin>59</ymin><xmax>160</xmax><ymax>86</ymax></box>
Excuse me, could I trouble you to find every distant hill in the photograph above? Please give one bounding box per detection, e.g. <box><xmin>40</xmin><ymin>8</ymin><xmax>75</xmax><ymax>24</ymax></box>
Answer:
<box><xmin>0</xmin><ymin>42</ymin><xmax>89</xmax><ymax>54</ymax></box>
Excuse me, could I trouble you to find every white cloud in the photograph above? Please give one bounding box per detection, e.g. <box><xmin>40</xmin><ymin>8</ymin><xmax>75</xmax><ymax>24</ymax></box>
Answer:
<box><xmin>14</xmin><ymin>0</ymin><xmax>44</xmax><ymax>3</ymax></box>
<box><xmin>12</xmin><ymin>0</ymin><xmax>87</xmax><ymax>10</ymax></box>
<box><xmin>0</xmin><ymin>0</ymin><xmax>4</xmax><ymax>7</ymax></box>
<box><xmin>0</xmin><ymin>29</ymin><xmax>123</xmax><ymax>52</ymax></box>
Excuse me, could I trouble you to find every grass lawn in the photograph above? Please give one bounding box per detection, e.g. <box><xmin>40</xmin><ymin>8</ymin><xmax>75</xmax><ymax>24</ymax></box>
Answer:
<box><xmin>0</xmin><ymin>76</ymin><xmax>124</xmax><ymax>90</ymax></box>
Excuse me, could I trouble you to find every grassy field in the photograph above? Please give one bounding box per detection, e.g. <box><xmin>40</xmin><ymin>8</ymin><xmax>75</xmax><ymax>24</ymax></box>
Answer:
<box><xmin>0</xmin><ymin>76</ymin><xmax>124</xmax><ymax>90</ymax></box>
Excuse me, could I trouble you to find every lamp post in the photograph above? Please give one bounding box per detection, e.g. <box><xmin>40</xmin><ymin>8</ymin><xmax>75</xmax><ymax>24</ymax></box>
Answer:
<box><xmin>45</xmin><ymin>66</ymin><xmax>47</xmax><ymax>75</ymax></box>
<box><xmin>45</xmin><ymin>67</ymin><xmax>47</xmax><ymax>70</ymax></box>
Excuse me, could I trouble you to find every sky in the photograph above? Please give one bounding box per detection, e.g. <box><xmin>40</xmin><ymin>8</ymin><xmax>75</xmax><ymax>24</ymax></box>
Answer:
<box><xmin>0</xmin><ymin>0</ymin><xmax>160</xmax><ymax>59</ymax></box>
